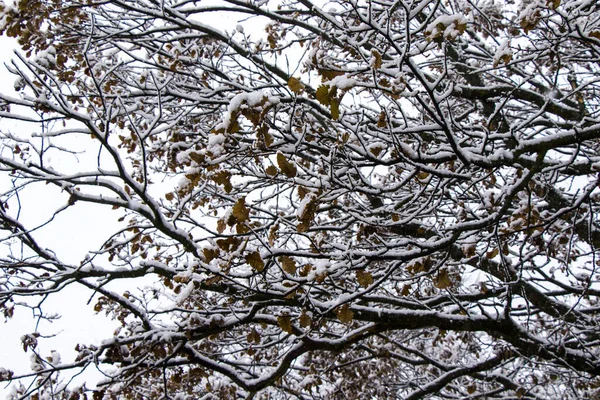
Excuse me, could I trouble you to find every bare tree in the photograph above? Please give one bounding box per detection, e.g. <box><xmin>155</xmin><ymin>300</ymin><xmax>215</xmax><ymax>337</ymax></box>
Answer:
<box><xmin>2</xmin><ymin>0</ymin><xmax>600</xmax><ymax>398</ymax></box>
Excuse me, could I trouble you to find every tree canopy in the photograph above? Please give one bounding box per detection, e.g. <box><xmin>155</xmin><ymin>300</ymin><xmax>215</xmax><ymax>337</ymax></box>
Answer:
<box><xmin>2</xmin><ymin>0</ymin><xmax>600</xmax><ymax>398</ymax></box>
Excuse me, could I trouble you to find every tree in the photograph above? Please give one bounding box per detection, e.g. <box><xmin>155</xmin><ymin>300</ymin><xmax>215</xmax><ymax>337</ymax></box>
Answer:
<box><xmin>1</xmin><ymin>0</ymin><xmax>600</xmax><ymax>398</ymax></box>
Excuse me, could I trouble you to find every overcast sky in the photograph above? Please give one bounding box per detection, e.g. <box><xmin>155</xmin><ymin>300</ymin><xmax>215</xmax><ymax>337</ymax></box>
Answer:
<box><xmin>0</xmin><ymin>10</ymin><xmax>268</xmax><ymax>396</ymax></box>
<box><xmin>0</xmin><ymin>33</ymin><xmax>124</xmax><ymax>397</ymax></box>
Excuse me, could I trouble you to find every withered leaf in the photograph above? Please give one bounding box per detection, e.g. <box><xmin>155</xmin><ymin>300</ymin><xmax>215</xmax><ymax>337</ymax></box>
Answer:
<box><xmin>486</xmin><ymin>248</ymin><xmax>499</xmax><ymax>259</ymax></box>
<box><xmin>287</xmin><ymin>77</ymin><xmax>305</xmax><ymax>94</ymax></box>
<box><xmin>212</xmin><ymin>170</ymin><xmax>233</xmax><ymax>193</ymax></box>
<box><xmin>377</xmin><ymin>111</ymin><xmax>387</xmax><ymax>128</ymax></box>
<box><xmin>300</xmin><ymin>263</ymin><xmax>313</xmax><ymax>277</ymax></box>
<box><xmin>371</xmin><ymin>49</ymin><xmax>383</xmax><ymax>69</ymax></box>
<box><xmin>298</xmin><ymin>186</ymin><xmax>310</xmax><ymax>200</ymax></box>
<box><xmin>467</xmin><ymin>383</ymin><xmax>477</xmax><ymax>395</ymax></box>
<box><xmin>330</xmin><ymin>98</ymin><xmax>340</xmax><ymax>120</ymax></box>
<box><xmin>401</xmin><ymin>284</ymin><xmax>411</xmax><ymax>296</ymax></box>
<box><xmin>268</xmin><ymin>223</ymin><xmax>279</xmax><ymax>246</ymax></box>
<box><xmin>299</xmin><ymin>311</ymin><xmax>312</xmax><ymax>328</ymax></box>
<box><xmin>280</xmin><ymin>256</ymin><xmax>297</xmax><ymax>275</ymax></box>
<box><xmin>189</xmin><ymin>152</ymin><xmax>205</xmax><ymax>164</ymax></box>
<box><xmin>520</xmin><ymin>13</ymin><xmax>540</xmax><ymax>33</ymax></box>
<box><xmin>257</xmin><ymin>124</ymin><xmax>274</xmax><ymax>148</ymax></box>
<box><xmin>216</xmin><ymin>237</ymin><xmax>241</xmax><ymax>252</ymax></box>
<box><xmin>212</xmin><ymin>170</ymin><xmax>231</xmax><ymax>185</ymax></box>
<box><xmin>480</xmin><ymin>282</ymin><xmax>489</xmax><ymax>294</ymax></box>
<box><xmin>463</xmin><ymin>244</ymin><xmax>476</xmax><ymax>258</ymax></box>
<box><xmin>263</xmin><ymin>130</ymin><xmax>274</xmax><ymax>147</ymax></box>
<box><xmin>434</xmin><ymin>268</ymin><xmax>452</xmax><ymax>289</ymax></box>
<box><xmin>232</xmin><ymin>197</ymin><xmax>250</xmax><ymax>222</ymax></box>
<box><xmin>246</xmin><ymin>328</ymin><xmax>261</xmax><ymax>344</ymax></box>
<box><xmin>277</xmin><ymin>315</ymin><xmax>293</xmax><ymax>334</ymax></box>
<box><xmin>370</xmin><ymin>145</ymin><xmax>384</xmax><ymax>157</ymax></box>
<box><xmin>298</xmin><ymin>196</ymin><xmax>317</xmax><ymax>222</ymax></box>
<box><xmin>203</xmin><ymin>247</ymin><xmax>220</xmax><ymax>263</ymax></box>
<box><xmin>236</xmin><ymin>222</ymin><xmax>250</xmax><ymax>234</ymax></box>
<box><xmin>297</xmin><ymin>221</ymin><xmax>310</xmax><ymax>233</ymax></box>
<box><xmin>356</xmin><ymin>269</ymin><xmax>374</xmax><ymax>288</ymax></box>
<box><xmin>245</xmin><ymin>251</ymin><xmax>265</xmax><ymax>271</ymax></box>
<box><xmin>316</xmin><ymin>85</ymin><xmax>331</xmax><ymax>106</ymax></box>
<box><xmin>336</xmin><ymin>304</ymin><xmax>354</xmax><ymax>323</ymax></box>
<box><xmin>216</xmin><ymin>219</ymin><xmax>226</xmax><ymax>234</ymax></box>
<box><xmin>416</xmin><ymin>171</ymin><xmax>430</xmax><ymax>181</ymax></box>
<box><xmin>277</xmin><ymin>153</ymin><xmax>297</xmax><ymax>178</ymax></box>
<box><xmin>265</xmin><ymin>165</ymin><xmax>278</xmax><ymax>176</ymax></box>
<box><xmin>317</xmin><ymin>69</ymin><xmax>344</xmax><ymax>81</ymax></box>
<box><xmin>227</xmin><ymin>118</ymin><xmax>241</xmax><ymax>134</ymax></box>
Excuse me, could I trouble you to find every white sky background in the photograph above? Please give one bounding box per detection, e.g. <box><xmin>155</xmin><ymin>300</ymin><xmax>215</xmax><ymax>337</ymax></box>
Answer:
<box><xmin>0</xmin><ymin>32</ymin><xmax>122</xmax><ymax>396</ymax></box>
<box><xmin>0</xmin><ymin>1</ymin><xmax>596</xmax><ymax>398</ymax></box>
<box><xmin>0</xmin><ymin>6</ymin><xmax>286</xmax><ymax>397</ymax></box>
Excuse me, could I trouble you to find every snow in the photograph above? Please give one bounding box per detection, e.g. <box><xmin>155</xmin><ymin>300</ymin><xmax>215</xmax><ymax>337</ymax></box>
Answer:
<box><xmin>329</xmin><ymin>74</ymin><xmax>357</xmax><ymax>90</ymax></box>
<box><xmin>50</xmin><ymin>350</ymin><xmax>61</xmax><ymax>366</ymax></box>
<box><xmin>29</xmin><ymin>354</ymin><xmax>43</xmax><ymax>372</ymax></box>
<box><xmin>425</xmin><ymin>14</ymin><xmax>468</xmax><ymax>41</ymax></box>
<box><xmin>213</xmin><ymin>90</ymin><xmax>280</xmax><ymax>133</ymax></box>
<box><xmin>314</xmin><ymin>260</ymin><xmax>331</xmax><ymax>275</ymax></box>
<box><xmin>296</xmin><ymin>192</ymin><xmax>316</xmax><ymax>219</ymax></box>
<box><xmin>176</xmin><ymin>281</ymin><xmax>195</xmax><ymax>304</ymax></box>
<box><xmin>2</xmin><ymin>0</ymin><xmax>600</xmax><ymax>398</ymax></box>
<box><xmin>493</xmin><ymin>39</ymin><xmax>512</xmax><ymax>66</ymax></box>
<box><xmin>0</xmin><ymin>6</ymin><xmax>14</xmax><ymax>32</ymax></box>
<box><xmin>518</xmin><ymin>1</ymin><xmax>542</xmax><ymax>27</ymax></box>
<box><xmin>296</xmin><ymin>374</ymin><xmax>319</xmax><ymax>389</ymax></box>
<box><xmin>207</xmin><ymin>133</ymin><xmax>226</xmax><ymax>156</ymax></box>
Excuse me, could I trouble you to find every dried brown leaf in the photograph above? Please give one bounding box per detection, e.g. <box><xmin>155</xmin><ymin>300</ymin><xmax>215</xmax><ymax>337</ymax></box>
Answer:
<box><xmin>299</xmin><ymin>311</ymin><xmax>312</xmax><ymax>328</ymax></box>
<box><xmin>232</xmin><ymin>197</ymin><xmax>250</xmax><ymax>222</ymax></box>
<box><xmin>371</xmin><ymin>49</ymin><xmax>382</xmax><ymax>69</ymax></box>
<box><xmin>246</xmin><ymin>251</ymin><xmax>265</xmax><ymax>271</ymax></box>
<box><xmin>287</xmin><ymin>77</ymin><xmax>305</xmax><ymax>94</ymax></box>
<box><xmin>277</xmin><ymin>315</ymin><xmax>293</xmax><ymax>334</ymax></box>
<box><xmin>316</xmin><ymin>85</ymin><xmax>330</xmax><ymax>106</ymax></box>
<box><xmin>277</xmin><ymin>153</ymin><xmax>297</xmax><ymax>178</ymax></box>
<box><xmin>336</xmin><ymin>304</ymin><xmax>354</xmax><ymax>323</ymax></box>
<box><xmin>280</xmin><ymin>256</ymin><xmax>297</xmax><ymax>275</ymax></box>
<box><xmin>330</xmin><ymin>98</ymin><xmax>340</xmax><ymax>120</ymax></box>
<box><xmin>434</xmin><ymin>268</ymin><xmax>452</xmax><ymax>289</ymax></box>
<box><xmin>356</xmin><ymin>269</ymin><xmax>374</xmax><ymax>288</ymax></box>
<box><xmin>265</xmin><ymin>165</ymin><xmax>278</xmax><ymax>176</ymax></box>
